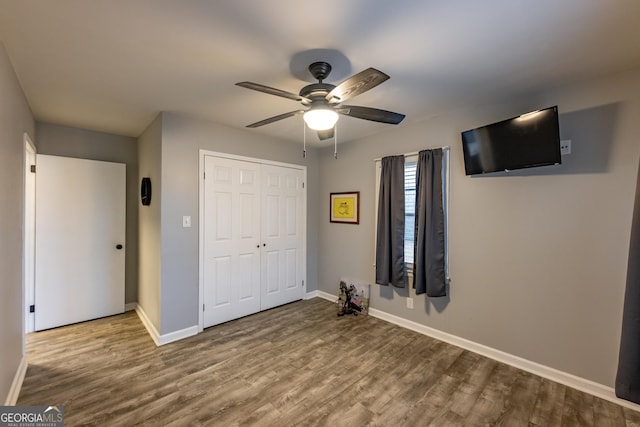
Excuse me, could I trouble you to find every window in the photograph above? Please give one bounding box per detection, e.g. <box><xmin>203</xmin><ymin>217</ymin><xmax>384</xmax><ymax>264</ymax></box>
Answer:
<box><xmin>404</xmin><ymin>161</ymin><xmax>417</xmax><ymax>265</ymax></box>
<box><xmin>375</xmin><ymin>150</ymin><xmax>449</xmax><ymax>280</ymax></box>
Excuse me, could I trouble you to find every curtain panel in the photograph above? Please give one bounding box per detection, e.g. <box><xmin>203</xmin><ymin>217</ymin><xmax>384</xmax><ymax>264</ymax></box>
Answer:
<box><xmin>616</xmin><ymin>157</ymin><xmax>640</xmax><ymax>404</ymax></box>
<box><xmin>414</xmin><ymin>148</ymin><xmax>446</xmax><ymax>297</ymax></box>
<box><xmin>375</xmin><ymin>155</ymin><xmax>406</xmax><ymax>287</ymax></box>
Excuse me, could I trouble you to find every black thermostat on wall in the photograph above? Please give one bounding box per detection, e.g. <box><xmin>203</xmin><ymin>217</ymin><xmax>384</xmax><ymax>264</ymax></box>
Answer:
<box><xmin>141</xmin><ymin>177</ymin><xmax>152</xmax><ymax>206</ymax></box>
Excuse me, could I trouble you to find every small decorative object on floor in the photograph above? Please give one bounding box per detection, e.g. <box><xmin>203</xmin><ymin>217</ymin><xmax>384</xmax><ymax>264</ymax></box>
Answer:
<box><xmin>337</xmin><ymin>280</ymin><xmax>370</xmax><ymax>316</ymax></box>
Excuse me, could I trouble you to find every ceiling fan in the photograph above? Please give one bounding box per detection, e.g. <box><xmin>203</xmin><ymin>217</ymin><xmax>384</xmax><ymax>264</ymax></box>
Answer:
<box><xmin>236</xmin><ymin>61</ymin><xmax>405</xmax><ymax>141</ymax></box>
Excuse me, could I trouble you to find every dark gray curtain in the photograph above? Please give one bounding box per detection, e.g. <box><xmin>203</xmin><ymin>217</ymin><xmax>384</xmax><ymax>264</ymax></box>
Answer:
<box><xmin>375</xmin><ymin>155</ymin><xmax>406</xmax><ymax>287</ymax></box>
<box><xmin>414</xmin><ymin>148</ymin><xmax>446</xmax><ymax>297</ymax></box>
<box><xmin>616</xmin><ymin>158</ymin><xmax>640</xmax><ymax>404</ymax></box>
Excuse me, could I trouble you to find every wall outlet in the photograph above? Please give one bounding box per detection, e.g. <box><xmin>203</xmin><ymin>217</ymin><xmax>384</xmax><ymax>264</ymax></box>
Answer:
<box><xmin>406</xmin><ymin>297</ymin><xmax>414</xmax><ymax>309</ymax></box>
<box><xmin>182</xmin><ymin>215</ymin><xmax>191</xmax><ymax>228</ymax></box>
<box><xmin>560</xmin><ymin>139</ymin><xmax>571</xmax><ymax>155</ymax></box>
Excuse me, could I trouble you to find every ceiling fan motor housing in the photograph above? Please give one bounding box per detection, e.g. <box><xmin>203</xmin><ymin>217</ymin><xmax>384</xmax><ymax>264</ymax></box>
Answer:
<box><xmin>299</xmin><ymin>83</ymin><xmax>336</xmax><ymax>105</ymax></box>
<box><xmin>300</xmin><ymin>62</ymin><xmax>337</xmax><ymax>106</ymax></box>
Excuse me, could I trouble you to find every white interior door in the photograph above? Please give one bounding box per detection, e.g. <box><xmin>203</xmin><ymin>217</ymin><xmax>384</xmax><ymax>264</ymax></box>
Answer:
<box><xmin>203</xmin><ymin>156</ymin><xmax>261</xmax><ymax>327</ymax></box>
<box><xmin>35</xmin><ymin>155</ymin><xmax>126</xmax><ymax>331</ymax></box>
<box><xmin>260</xmin><ymin>165</ymin><xmax>304</xmax><ymax>310</ymax></box>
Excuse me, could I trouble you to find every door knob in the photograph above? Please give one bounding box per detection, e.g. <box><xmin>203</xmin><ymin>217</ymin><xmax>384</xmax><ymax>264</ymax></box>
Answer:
<box><xmin>116</xmin><ymin>244</ymin><xmax>123</xmax><ymax>250</ymax></box>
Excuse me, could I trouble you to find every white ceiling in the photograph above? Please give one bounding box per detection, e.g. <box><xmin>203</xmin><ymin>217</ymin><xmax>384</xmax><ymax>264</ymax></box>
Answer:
<box><xmin>1</xmin><ymin>0</ymin><xmax>639</xmax><ymax>144</ymax></box>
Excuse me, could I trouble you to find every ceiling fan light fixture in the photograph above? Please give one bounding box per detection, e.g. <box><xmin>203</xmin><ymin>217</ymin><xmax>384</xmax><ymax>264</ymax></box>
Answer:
<box><xmin>303</xmin><ymin>108</ymin><xmax>339</xmax><ymax>131</ymax></box>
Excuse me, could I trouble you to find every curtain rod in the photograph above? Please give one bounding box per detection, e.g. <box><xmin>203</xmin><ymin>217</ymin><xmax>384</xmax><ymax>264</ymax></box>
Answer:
<box><xmin>373</xmin><ymin>146</ymin><xmax>450</xmax><ymax>162</ymax></box>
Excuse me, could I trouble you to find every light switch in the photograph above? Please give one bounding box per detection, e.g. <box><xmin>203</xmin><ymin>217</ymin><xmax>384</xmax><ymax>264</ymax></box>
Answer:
<box><xmin>182</xmin><ymin>216</ymin><xmax>191</xmax><ymax>228</ymax></box>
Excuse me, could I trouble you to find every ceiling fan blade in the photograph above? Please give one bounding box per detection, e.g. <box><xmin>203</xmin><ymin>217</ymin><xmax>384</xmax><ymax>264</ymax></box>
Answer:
<box><xmin>340</xmin><ymin>105</ymin><xmax>405</xmax><ymax>124</ymax></box>
<box><xmin>236</xmin><ymin>82</ymin><xmax>310</xmax><ymax>102</ymax></box>
<box><xmin>317</xmin><ymin>128</ymin><xmax>334</xmax><ymax>140</ymax></box>
<box><xmin>326</xmin><ymin>68</ymin><xmax>390</xmax><ymax>103</ymax></box>
<box><xmin>246</xmin><ymin>110</ymin><xmax>303</xmax><ymax>128</ymax></box>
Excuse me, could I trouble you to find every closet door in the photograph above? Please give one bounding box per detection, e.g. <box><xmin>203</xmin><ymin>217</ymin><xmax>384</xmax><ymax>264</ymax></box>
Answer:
<box><xmin>261</xmin><ymin>164</ymin><xmax>304</xmax><ymax>310</ymax></box>
<box><xmin>203</xmin><ymin>156</ymin><xmax>261</xmax><ymax>328</ymax></box>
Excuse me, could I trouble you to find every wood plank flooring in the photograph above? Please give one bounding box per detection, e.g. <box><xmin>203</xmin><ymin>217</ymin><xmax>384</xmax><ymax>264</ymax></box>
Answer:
<box><xmin>18</xmin><ymin>298</ymin><xmax>640</xmax><ymax>426</ymax></box>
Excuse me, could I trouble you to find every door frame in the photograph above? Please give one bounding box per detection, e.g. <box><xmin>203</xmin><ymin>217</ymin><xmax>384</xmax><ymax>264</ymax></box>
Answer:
<box><xmin>23</xmin><ymin>133</ymin><xmax>36</xmax><ymax>338</ymax></box>
<box><xmin>198</xmin><ymin>150</ymin><xmax>307</xmax><ymax>332</ymax></box>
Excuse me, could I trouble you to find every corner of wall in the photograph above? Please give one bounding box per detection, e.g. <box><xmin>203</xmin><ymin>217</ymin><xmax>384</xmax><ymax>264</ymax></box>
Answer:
<box><xmin>4</xmin><ymin>356</ymin><xmax>27</xmax><ymax>406</ymax></box>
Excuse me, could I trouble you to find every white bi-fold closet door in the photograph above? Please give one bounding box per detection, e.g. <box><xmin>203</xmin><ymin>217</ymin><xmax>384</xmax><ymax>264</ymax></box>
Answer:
<box><xmin>202</xmin><ymin>154</ymin><xmax>305</xmax><ymax>328</ymax></box>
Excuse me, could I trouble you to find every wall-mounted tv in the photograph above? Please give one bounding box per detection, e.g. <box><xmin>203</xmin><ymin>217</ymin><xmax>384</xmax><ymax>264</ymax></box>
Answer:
<box><xmin>461</xmin><ymin>106</ymin><xmax>561</xmax><ymax>175</ymax></box>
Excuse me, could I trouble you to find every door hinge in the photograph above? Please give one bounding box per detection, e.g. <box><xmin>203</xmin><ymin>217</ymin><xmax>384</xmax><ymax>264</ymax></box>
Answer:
<box><xmin>302</xmin><ymin>280</ymin><xmax>304</xmax><ymax>288</ymax></box>
<box><xmin>302</xmin><ymin>182</ymin><xmax>305</xmax><ymax>189</ymax></box>
<box><xmin>29</xmin><ymin>305</ymin><xmax>35</xmax><ymax>313</ymax></box>
<box><xmin>203</xmin><ymin>304</ymin><xmax>205</xmax><ymax>312</ymax></box>
<box><xmin>30</xmin><ymin>165</ymin><xmax>36</xmax><ymax>173</ymax></box>
<box><xmin>203</xmin><ymin>172</ymin><xmax>206</xmax><ymax>180</ymax></box>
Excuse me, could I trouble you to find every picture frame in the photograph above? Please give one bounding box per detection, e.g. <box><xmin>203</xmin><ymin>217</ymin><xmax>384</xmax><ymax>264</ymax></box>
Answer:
<box><xmin>330</xmin><ymin>191</ymin><xmax>360</xmax><ymax>224</ymax></box>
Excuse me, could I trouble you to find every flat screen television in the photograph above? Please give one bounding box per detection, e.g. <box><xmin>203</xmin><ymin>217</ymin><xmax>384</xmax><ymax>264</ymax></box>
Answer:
<box><xmin>461</xmin><ymin>106</ymin><xmax>561</xmax><ymax>175</ymax></box>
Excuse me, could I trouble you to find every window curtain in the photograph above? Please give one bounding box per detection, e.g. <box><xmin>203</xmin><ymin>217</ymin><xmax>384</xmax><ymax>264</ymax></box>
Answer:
<box><xmin>375</xmin><ymin>155</ymin><xmax>406</xmax><ymax>287</ymax></box>
<box><xmin>616</xmin><ymin>157</ymin><xmax>640</xmax><ymax>404</ymax></box>
<box><xmin>414</xmin><ymin>148</ymin><xmax>446</xmax><ymax>297</ymax></box>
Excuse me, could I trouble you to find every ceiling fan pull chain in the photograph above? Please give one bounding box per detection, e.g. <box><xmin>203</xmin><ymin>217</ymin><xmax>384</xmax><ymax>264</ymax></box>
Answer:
<box><xmin>303</xmin><ymin>121</ymin><xmax>307</xmax><ymax>158</ymax></box>
<box><xmin>334</xmin><ymin>125</ymin><xmax>338</xmax><ymax>160</ymax></box>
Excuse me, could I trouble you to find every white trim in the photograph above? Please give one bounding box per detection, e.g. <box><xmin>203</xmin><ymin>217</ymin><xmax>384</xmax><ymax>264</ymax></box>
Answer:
<box><xmin>312</xmin><ymin>293</ymin><xmax>640</xmax><ymax>411</ymax></box>
<box><xmin>304</xmin><ymin>290</ymin><xmax>319</xmax><ymax>300</ymax></box>
<box><xmin>316</xmin><ymin>290</ymin><xmax>337</xmax><ymax>302</ymax></box>
<box><xmin>5</xmin><ymin>356</ymin><xmax>27</xmax><ymax>405</ymax></box>
<box><xmin>134</xmin><ymin>304</ymin><xmax>197</xmax><ymax>346</ymax></box>
<box><xmin>157</xmin><ymin>325</ymin><xmax>198</xmax><ymax>346</ymax></box>
<box><xmin>135</xmin><ymin>304</ymin><xmax>160</xmax><ymax>345</ymax></box>
<box><xmin>124</xmin><ymin>302</ymin><xmax>137</xmax><ymax>312</ymax></box>
<box><xmin>199</xmin><ymin>150</ymin><xmax>307</xmax><ymax>170</ymax></box>
<box><xmin>198</xmin><ymin>151</ymin><xmax>205</xmax><ymax>332</ymax></box>
<box><xmin>23</xmin><ymin>134</ymin><xmax>36</xmax><ymax>336</ymax></box>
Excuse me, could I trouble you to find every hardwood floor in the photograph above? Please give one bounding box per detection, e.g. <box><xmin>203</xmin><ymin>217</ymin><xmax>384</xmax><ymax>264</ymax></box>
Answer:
<box><xmin>18</xmin><ymin>298</ymin><xmax>640</xmax><ymax>426</ymax></box>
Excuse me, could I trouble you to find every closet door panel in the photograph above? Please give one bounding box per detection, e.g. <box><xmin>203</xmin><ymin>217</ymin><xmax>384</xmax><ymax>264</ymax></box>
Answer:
<box><xmin>203</xmin><ymin>156</ymin><xmax>261</xmax><ymax>327</ymax></box>
<box><xmin>261</xmin><ymin>165</ymin><xmax>304</xmax><ymax>310</ymax></box>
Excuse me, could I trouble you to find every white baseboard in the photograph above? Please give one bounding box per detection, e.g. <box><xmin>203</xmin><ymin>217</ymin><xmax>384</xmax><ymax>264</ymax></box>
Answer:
<box><xmin>134</xmin><ymin>304</ymin><xmax>197</xmax><ymax>347</ymax></box>
<box><xmin>5</xmin><ymin>356</ymin><xmax>27</xmax><ymax>406</ymax></box>
<box><xmin>314</xmin><ymin>291</ymin><xmax>640</xmax><ymax>411</ymax></box>
<box><xmin>157</xmin><ymin>325</ymin><xmax>198</xmax><ymax>346</ymax></box>
<box><xmin>304</xmin><ymin>290</ymin><xmax>319</xmax><ymax>300</ymax></box>
<box><xmin>316</xmin><ymin>290</ymin><xmax>336</xmax><ymax>302</ymax></box>
<box><xmin>135</xmin><ymin>304</ymin><xmax>160</xmax><ymax>345</ymax></box>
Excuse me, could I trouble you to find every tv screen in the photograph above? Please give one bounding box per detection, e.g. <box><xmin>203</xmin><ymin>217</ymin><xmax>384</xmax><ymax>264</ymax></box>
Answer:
<box><xmin>461</xmin><ymin>106</ymin><xmax>561</xmax><ymax>175</ymax></box>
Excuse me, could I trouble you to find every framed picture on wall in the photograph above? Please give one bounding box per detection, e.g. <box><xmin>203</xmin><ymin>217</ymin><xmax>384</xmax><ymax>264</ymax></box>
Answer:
<box><xmin>330</xmin><ymin>191</ymin><xmax>360</xmax><ymax>224</ymax></box>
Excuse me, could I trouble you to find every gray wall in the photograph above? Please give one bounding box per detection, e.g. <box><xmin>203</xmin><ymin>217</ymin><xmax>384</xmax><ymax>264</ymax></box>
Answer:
<box><xmin>157</xmin><ymin>112</ymin><xmax>319</xmax><ymax>334</ymax></box>
<box><xmin>35</xmin><ymin>122</ymin><xmax>139</xmax><ymax>304</ymax></box>
<box><xmin>0</xmin><ymin>43</ymin><xmax>34</xmax><ymax>402</ymax></box>
<box><xmin>316</xmin><ymin>68</ymin><xmax>640</xmax><ymax>387</ymax></box>
<box><xmin>137</xmin><ymin>115</ymin><xmax>163</xmax><ymax>331</ymax></box>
